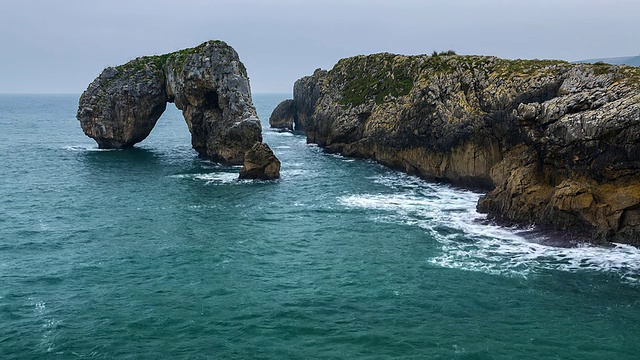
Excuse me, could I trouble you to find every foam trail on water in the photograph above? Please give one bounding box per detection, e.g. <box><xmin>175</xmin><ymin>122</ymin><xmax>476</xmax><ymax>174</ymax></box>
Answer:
<box><xmin>339</xmin><ymin>172</ymin><xmax>640</xmax><ymax>282</ymax></box>
<box><xmin>326</xmin><ymin>153</ymin><xmax>356</xmax><ymax>162</ymax></box>
<box><xmin>28</xmin><ymin>298</ymin><xmax>60</xmax><ymax>353</ymax></box>
<box><xmin>267</xmin><ymin>131</ymin><xmax>294</xmax><ymax>137</ymax></box>
<box><xmin>280</xmin><ymin>169</ymin><xmax>313</xmax><ymax>179</ymax></box>
<box><xmin>170</xmin><ymin>172</ymin><xmax>279</xmax><ymax>185</ymax></box>
<box><xmin>63</xmin><ymin>145</ymin><xmax>117</xmax><ymax>152</ymax></box>
<box><xmin>170</xmin><ymin>172</ymin><xmax>239</xmax><ymax>185</ymax></box>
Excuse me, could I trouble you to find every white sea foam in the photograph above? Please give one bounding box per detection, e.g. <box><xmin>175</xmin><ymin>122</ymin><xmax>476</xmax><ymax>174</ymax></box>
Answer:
<box><xmin>63</xmin><ymin>145</ymin><xmax>117</xmax><ymax>152</ymax></box>
<box><xmin>38</xmin><ymin>220</ymin><xmax>50</xmax><ymax>231</ymax></box>
<box><xmin>328</xmin><ymin>153</ymin><xmax>356</xmax><ymax>161</ymax></box>
<box><xmin>327</xmin><ymin>153</ymin><xmax>355</xmax><ymax>161</ymax></box>
<box><xmin>339</xmin><ymin>172</ymin><xmax>640</xmax><ymax>282</ymax></box>
<box><xmin>194</xmin><ymin>172</ymin><xmax>240</xmax><ymax>184</ymax></box>
<box><xmin>268</xmin><ymin>131</ymin><xmax>294</xmax><ymax>137</ymax></box>
<box><xmin>187</xmin><ymin>204</ymin><xmax>219</xmax><ymax>209</ymax></box>
<box><xmin>280</xmin><ymin>169</ymin><xmax>313</xmax><ymax>179</ymax></box>
<box><xmin>170</xmin><ymin>172</ymin><xmax>239</xmax><ymax>185</ymax></box>
<box><xmin>170</xmin><ymin>171</ymin><xmax>279</xmax><ymax>185</ymax></box>
<box><xmin>28</xmin><ymin>298</ymin><xmax>60</xmax><ymax>353</ymax></box>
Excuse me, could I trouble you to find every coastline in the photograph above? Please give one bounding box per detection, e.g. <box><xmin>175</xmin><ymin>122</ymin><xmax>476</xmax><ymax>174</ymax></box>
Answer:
<box><xmin>270</xmin><ymin>53</ymin><xmax>640</xmax><ymax>245</ymax></box>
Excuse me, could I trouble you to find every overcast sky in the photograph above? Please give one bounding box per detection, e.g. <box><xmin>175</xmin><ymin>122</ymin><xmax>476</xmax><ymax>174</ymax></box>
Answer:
<box><xmin>1</xmin><ymin>0</ymin><xmax>638</xmax><ymax>94</ymax></box>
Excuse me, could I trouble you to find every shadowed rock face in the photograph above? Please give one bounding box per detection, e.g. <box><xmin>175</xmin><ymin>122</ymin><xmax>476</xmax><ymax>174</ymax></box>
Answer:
<box><xmin>77</xmin><ymin>40</ymin><xmax>262</xmax><ymax>164</ymax></box>
<box><xmin>268</xmin><ymin>99</ymin><xmax>295</xmax><ymax>130</ymax></box>
<box><xmin>272</xmin><ymin>53</ymin><xmax>640</xmax><ymax>244</ymax></box>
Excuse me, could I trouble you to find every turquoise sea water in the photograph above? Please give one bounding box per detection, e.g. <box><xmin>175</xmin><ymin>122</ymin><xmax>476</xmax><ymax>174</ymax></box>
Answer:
<box><xmin>1</xmin><ymin>94</ymin><xmax>639</xmax><ymax>359</ymax></box>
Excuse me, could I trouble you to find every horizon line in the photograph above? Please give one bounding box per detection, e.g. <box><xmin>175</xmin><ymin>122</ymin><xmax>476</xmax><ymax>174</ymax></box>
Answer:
<box><xmin>0</xmin><ymin>92</ymin><xmax>293</xmax><ymax>96</ymax></box>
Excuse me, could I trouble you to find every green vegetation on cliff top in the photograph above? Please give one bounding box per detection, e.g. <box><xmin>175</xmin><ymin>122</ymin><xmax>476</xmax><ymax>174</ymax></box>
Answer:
<box><xmin>334</xmin><ymin>53</ymin><xmax>418</xmax><ymax>108</ymax></box>
<box><xmin>331</xmin><ymin>52</ymin><xmax>640</xmax><ymax>108</ymax></box>
<box><xmin>111</xmin><ymin>40</ymin><xmax>247</xmax><ymax>79</ymax></box>
<box><xmin>333</xmin><ymin>52</ymin><xmax>570</xmax><ymax>108</ymax></box>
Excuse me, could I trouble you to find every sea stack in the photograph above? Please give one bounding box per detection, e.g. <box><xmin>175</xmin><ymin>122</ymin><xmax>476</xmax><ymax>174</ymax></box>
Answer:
<box><xmin>272</xmin><ymin>53</ymin><xmax>640</xmax><ymax>244</ymax></box>
<box><xmin>268</xmin><ymin>99</ymin><xmax>296</xmax><ymax>130</ymax></box>
<box><xmin>77</xmin><ymin>40</ymin><xmax>275</xmax><ymax>165</ymax></box>
<box><xmin>239</xmin><ymin>142</ymin><xmax>281</xmax><ymax>180</ymax></box>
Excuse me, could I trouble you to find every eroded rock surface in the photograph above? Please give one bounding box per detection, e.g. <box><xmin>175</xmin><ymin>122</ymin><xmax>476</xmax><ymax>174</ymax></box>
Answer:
<box><xmin>269</xmin><ymin>99</ymin><xmax>295</xmax><ymax>130</ymax></box>
<box><xmin>76</xmin><ymin>64</ymin><xmax>168</xmax><ymax>149</ymax></box>
<box><xmin>77</xmin><ymin>40</ymin><xmax>263</xmax><ymax>164</ymax></box>
<box><xmin>239</xmin><ymin>142</ymin><xmax>281</xmax><ymax>180</ymax></box>
<box><xmin>273</xmin><ymin>54</ymin><xmax>640</xmax><ymax>244</ymax></box>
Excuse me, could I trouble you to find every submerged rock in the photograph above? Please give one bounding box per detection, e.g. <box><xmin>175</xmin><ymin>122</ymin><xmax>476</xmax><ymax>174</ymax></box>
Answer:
<box><xmin>272</xmin><ymin>54</ymin><xmax>640</xmax><ymax>244</ymax></box>
<box><xmin>77</xmin><ymin>40</ymin><xmax>263</xmax><ymax>165</ymax></box>
<box><xmin>239</xmin><ymin>142</ymin><xmax>281</xmax><ymax>180</ymax></box>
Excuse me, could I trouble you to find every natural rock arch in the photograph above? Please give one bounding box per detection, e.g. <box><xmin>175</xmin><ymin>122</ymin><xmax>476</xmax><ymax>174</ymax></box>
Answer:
<box><xmin>77</xmin><ymin>40</ymin><xmax>262</xmax><ymax>164</ymax></box>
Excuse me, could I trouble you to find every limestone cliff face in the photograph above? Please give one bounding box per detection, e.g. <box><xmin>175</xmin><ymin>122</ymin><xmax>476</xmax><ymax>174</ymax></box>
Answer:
<box><xmin>271</xmin><ymin>53</ymin><xmax>640</xmax><ymax>244</ymax></box>
<box><xmin>77</xmin><ymin>40</ymin><xmax>262</xmax><ymax>164</ymax></box>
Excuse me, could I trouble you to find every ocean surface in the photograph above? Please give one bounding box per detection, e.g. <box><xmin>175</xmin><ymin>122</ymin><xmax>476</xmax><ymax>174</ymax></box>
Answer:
<box><xmin>1</xmin><ymin>94</ymin><xmax>639</xmax><ymax>359</ymax></box>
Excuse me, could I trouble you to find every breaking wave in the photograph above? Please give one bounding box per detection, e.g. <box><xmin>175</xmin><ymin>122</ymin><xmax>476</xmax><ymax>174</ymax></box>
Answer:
<box><xmin>339</xmin><ymin>172</ymin><xmax>640</xmax><ymax>282</ymax></box>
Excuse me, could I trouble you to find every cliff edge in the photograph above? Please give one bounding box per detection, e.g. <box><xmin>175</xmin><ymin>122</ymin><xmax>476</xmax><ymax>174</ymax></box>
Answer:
<box><xmin>271</xmin><ymin>53</ymin><xmax>640</xmax><ymax>244</ymax></box>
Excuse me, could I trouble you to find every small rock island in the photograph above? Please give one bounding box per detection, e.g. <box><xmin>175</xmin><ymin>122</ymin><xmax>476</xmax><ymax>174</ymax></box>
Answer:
<box><xmin>239</xmin><ymin>142</ymin><xmax>281</xmax><ymax>180</ymax></box>
<box><xmin>77</xmin><ymin>40</ymin><xmax>279</xmax><ymax>179</ymax></box>
<box><xmin>271</xmin><ymin>53</ymin><xmax>640</xmax><ymax>244</ymax></box>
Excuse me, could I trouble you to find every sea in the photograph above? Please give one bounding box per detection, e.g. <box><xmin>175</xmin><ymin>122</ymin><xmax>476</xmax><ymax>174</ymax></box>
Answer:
<box><xmin>1</xmin><ymin>93</ymin><xmax>639</xmax><ymax>359</ymax></box>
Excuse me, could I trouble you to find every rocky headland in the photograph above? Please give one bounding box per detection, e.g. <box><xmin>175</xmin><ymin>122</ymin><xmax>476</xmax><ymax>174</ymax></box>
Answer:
<box><xmin>271</xmin><ymin>53</ymin><xmax>640</xmax><ymax>244</ymax></box>
<box><xmin>77</xmin><ymin>40</ymin><xmax>277</xmax><ymax>168</ymax></box>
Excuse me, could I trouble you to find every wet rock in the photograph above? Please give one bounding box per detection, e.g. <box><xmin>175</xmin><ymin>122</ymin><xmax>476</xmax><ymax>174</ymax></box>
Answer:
<box><xmin>239</xmin><ymin>142</ymin><xmax>281</xmax><ymax>180</ymax></box>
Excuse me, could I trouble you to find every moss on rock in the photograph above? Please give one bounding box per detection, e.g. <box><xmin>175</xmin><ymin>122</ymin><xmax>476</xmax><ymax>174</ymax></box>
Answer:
<box><xmin>334</xmin><ymin>53</ymin><xmax>417</xmax><ymax>107</ymax></box>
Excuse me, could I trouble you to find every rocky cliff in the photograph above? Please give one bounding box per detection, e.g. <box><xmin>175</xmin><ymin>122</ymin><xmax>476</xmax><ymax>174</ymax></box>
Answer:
<box><xmin>77</xmin><ymin>40</ymin><xmax>266</xmax><ymax>165</ymax></box>
<box><xmin>268</xmin><ymin>99</ymin><xmax>295</xmax><ymax>130</ymax></box>
<box><xmin>271</xmin><ymin>53</ymin><xmax>640</xmax><ymax>244</ymax></box>
<box><xmin>239</xmin><ymin>142</ymin><xmax>281</xmax><ymax>180</ymax></box>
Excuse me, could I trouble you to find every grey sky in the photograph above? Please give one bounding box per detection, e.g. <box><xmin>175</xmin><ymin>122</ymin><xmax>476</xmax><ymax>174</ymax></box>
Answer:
<box><xmin>1</xmin><ymin>0</ymin><xmax>638</xmax><ymax>94</ymax></box>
